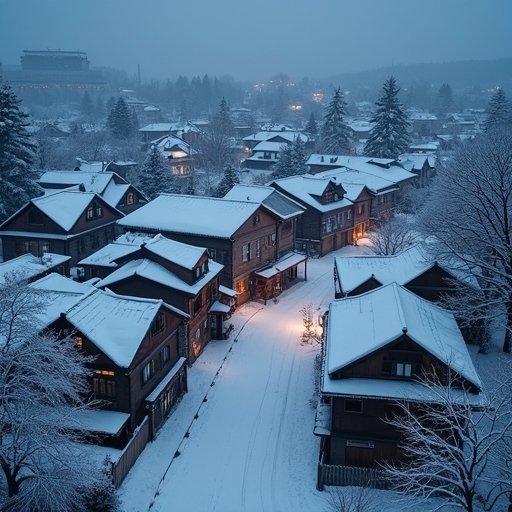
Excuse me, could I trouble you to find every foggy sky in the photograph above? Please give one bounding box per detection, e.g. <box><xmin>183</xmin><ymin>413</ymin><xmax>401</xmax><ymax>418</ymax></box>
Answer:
<box><xmin>1</xmin><ymin>0</ymin><xmax>511</xmax><ymax>82</ymax></box>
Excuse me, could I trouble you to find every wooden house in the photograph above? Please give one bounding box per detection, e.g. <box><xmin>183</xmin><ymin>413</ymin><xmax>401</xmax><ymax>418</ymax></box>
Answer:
<box><xmin>117</xmin><ymin>191</ymin><xmax>306</xmax><ymax>305</ymax></box>
<box><xmin>152</xmin><ymin>134</ymin><xmax>198</xmax><ymax>176</ymax></box>
<box><xmin>91</xmin><ymin>234</ymin><xmax>226</xmax><ymax>363</ymax></box>
<box><xmin>0</xmin><ymin>190</ymin><xmax>124</xmax><ymax>269</ymax></box>
<box><xmin>37</xmin><ymin>170</ymin><xmax>147</xmax><ymax>214</ymax></box>
<box><xmin>0</xmin><ymin>252</ymin><xmax>70</xmax><ymax>283</ymax></box>
<box><xmin>316</xmin><ymin>283</ymin><xmax>483</xmax><ymax>481</ymax></box>
<box><xmin>334</xmin><ymin>244</ymin><xmax>478</xmax><ymax>301</ymax></box>
<box><xmin>271</xmin><ymin>174</ymin><xmax>375</xmax><ymax>256</ymax></box>
<box><xmin>31</xmin><ymin>273</ymin><xmax>188</xmax><ymax>443</ymax></box>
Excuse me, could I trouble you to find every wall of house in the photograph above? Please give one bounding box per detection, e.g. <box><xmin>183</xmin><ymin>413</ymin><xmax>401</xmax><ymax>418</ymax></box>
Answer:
<box><xmin>406</xmin><ymin>265</ymin><xmax>457</xmax><ymax>302</ymax></box>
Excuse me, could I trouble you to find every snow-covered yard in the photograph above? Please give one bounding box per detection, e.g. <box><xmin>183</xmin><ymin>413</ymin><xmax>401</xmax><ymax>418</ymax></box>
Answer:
<box><xmin>118</xmin><ymin>240</ymin><xmax>504</xmax><ymax>512</ymax></box>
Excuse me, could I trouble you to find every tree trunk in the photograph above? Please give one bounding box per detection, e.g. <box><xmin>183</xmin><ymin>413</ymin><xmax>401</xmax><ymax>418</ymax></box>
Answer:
<box><xmin>503</xmin><ymin>301</ymin><xmax>512</xmax><ymax>353</ymax></box>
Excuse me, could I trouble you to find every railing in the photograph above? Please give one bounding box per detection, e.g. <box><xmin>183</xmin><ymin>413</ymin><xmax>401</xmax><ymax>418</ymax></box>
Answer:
<box><xmin>317</xmin><ymin>440</ymin><xmax>389</xmax><ymax>490</ymax></box>
<box><xmin>111</xmin><ymin>417</ymin><xmax>150</xmax><ymax>488</ymax></box>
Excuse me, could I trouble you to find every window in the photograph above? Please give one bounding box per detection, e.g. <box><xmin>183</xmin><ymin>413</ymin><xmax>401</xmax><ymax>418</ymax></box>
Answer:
<box><xmin>283</xmin><ymin>220</ymin><xmax>292</xmax><ymax>232</ymax></box>
<box><xmin>195</xmin><ymin>267</ymin><xmax>201</xmax><ymax>279</ymax></box>
<box><xmin>193</xmin><ymin>294</ymin><xmax>203</xmax><ymax>314</ymax></box>
<box><xmin>28</xmin><ymin>210</ymin><xmax>43</xmax><ymax>225</ymax></box>
<box><xmin>142</xmin><ymin>359</ymin><xmax>157</xmax><ymax>385</ymax></box>
<box><xmin>209</xmin><ymin>248</ymin><xmax>217</xmax><ymax>260</ymax></box>
<box><xmin>347</xmin><ymin>210</ymin><xmax>352</xmax><ymax>221</ymax></box>
<box><xmin>236</xmin><ymin>278</ymin><xmax>248</xmax><ymax>294</ymax></box>
<box><xmin>126</xmin><ymin>192</ymin><xmax>135</xmax><ymax>205</ymax></box>
<box><xmin>150</xmin><ymin>312</ymin><xmax>165</xmax><ymax>336</ymax></box>
<box><xmin>253</xmin><ymin>214</ymin><xmax>260</xmax><ymax>225</ymax></box>
<box><xmin>74</xmin><ymin>336</ymin><xmax>84</xmax><ymax>351</ymax></box>
<box><xmin>91</xmin><ymin>233</ymin><xmax>100</xmax><ymax>249</ymax></box>
<box><xmin>357</xmin><ymin>204</ymin><xmax>364</xmax><ymax>215</ymax></box>
<box><xmin>346</xmin><ymin>440</ymin><xmax>374</xmax><ymax>449</ymax></box>
<box><xmin>256</xmin><ymin>239</ymin><xmax>261</xmax><ymax>258</ymax></box>
<box><xmin>344</xmin><ymin>399</ymin><xmax>363</xmax><ymax>413</ymax></box>
<box><xmin>242</xmin><ymin>243</ymin><xmax>252</xmax><ymax>262</ymax></box>
<box><xmin>195</xmin><ymin>328</ymin><xmax>201</xmax><ymax>340</ymax></box>
<box><xmin>160</xmin><ymin>345</ymin><xmax>170</xmax><ymax>365</ymax></box>
<box><xmin>93</xmin><ymin>370</ymin><xmax>116</xmax><ymax>399</ymax></box>
<box><xmin>383</xmin><ymin>360</ymin><xmax>415</xmax><ymax>378</ymax></box>
<box><xmin>86</xmin><ymin>203</ymin><xmax>103</xmax><ymax>221</ymax></box>
<box><xmin>78</xmin><ymin>238</ymin><xmax>86</xmax><ymax>255</ymax></box>
<box><xmin>41</xmin><ymin>242</ymin><xmax>50</xmax><ymax>253</ymax></box>
<box><xmin>267</xmin><ymin>233</ymin><xmax>276</xmax><ymax>246</ymax></box>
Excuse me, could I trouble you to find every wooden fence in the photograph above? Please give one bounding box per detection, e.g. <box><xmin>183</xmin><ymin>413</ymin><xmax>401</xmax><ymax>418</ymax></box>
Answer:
<box><xmin>317</xmin><ymin>462</ymin><xmax>389</xmax><ymax>490</ymax></box>
<box><xmin>111</xmin><ymin>417</ymin><xmax>150</xmax><ymax>488</ymax></box>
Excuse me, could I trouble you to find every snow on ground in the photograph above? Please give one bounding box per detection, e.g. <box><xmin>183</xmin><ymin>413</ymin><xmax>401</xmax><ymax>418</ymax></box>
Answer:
<box><xmin>118</xmin><ymin>240</ymin><xmax>483</xmax><ymax>512</ymax></box>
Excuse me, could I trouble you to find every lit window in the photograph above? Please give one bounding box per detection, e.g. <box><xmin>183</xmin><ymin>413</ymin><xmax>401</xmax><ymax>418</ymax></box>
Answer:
<box><xmin>75</xmin><ymin>336</ymin><xmax>84</xmax><ymax>351</ymax></box>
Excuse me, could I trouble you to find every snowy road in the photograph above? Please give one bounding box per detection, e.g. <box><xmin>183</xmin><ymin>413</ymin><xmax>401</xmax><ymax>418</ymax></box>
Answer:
<box><xmin>120</xmin><ymin>245</ymin><xmax>371</xmax><ymax>512</ymax></box>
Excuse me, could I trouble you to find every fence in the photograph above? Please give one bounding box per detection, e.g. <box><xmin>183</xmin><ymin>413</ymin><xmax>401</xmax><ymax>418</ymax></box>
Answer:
<box><xmin>111</xmin><ymin>417</ymin><xmax>150</xmax><ymax>488</ymax></box>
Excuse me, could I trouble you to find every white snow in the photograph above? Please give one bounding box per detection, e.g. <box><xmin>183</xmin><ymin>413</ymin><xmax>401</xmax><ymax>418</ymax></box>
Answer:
<box><xmin>117</xmin><ymin>243</ymin><xmax>459</xmax><ymax>512</ymax></box>
<box><xmin>118</xmin><ymin>194</ymin><xmax>262</xmax><ymax>239</ymax></box>
<box><xmin>325</xmin><ymin>282</ymin><xmax>482</xmax><ymax>390</ymax></box>
<box><xmin>0</xmin><ymin>252</ymin><xmax>70</xmax><ymax>283</ymax></box>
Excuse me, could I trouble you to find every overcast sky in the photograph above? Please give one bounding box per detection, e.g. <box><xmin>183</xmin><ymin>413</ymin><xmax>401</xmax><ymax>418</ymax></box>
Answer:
<box><xmin>1</xmin><ymin>0</ymin><xmax>511</xmax><ymax>82</ymax></box>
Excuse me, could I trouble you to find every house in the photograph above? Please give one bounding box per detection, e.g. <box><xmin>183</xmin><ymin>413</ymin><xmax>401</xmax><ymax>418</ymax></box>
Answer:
<box><xmin>316</xmin><ymin>283</ymin><xmax>483</xmax><ymax>485</ymax></box>
<box><xmin>398</xmin><ymin>153</ymin><xmax>436</xmax><ymax>187</ymax></box>
<box><xmin>138</xmin><ymin>122</ymin><xmax>201</xmax><ymax>145</ymax></box>
<box><xmin>88</xmin><ymin>233</ymin><xmax>227</xmax><ymax>363</ymax></box>
<box><xmin>270</xmin><ymin>174</ymin><xmax>375</xmax><ymax>256</ymax></box>
<box><xmin>117</xmin><ymin>192</ymin><xmax>306</xmax><ymax>305</ymax></box>
<box><xmin>333</xmin><ymin>244</ymin><xmax>478</xmax><ymax>301</ymax></box>
<box><xmin>0</xmin><ymin>190</ymin><xmax>124</xmax><ymax>270</ymax></box>
<box><xmin>0</xmin><ymin>252</ymin><xmax>70</xmax><ymax>283</ymax></box>
<box><xmin>151</xmin><ymin>134</ymin><xmax>198</xmax><ymax>176</ymax></box>
<box><xmin>31</xmin><ymin>273</ymin><xmax>188</xmax><ymax>443</ymax></box>
<box><xmin>37</xmin><ymin>170</ymin><xmax>147</xmax><ymax>214</ymax></box>
<box><xmin>308</xmin><ymin>167</ymin><xmax>400</xmax><ymax>222</ymax></box>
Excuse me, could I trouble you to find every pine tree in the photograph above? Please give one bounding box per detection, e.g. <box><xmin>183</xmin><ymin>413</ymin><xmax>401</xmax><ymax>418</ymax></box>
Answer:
<box><xmin>305</xmin><ymin>112</ymin><xmax>318</xmax><ymax>137</ymax></box>
<box><xmin>484</xmin><ymin>88</ymin><xmax>510</xmax><ymax>131</ymax></box>
<box><xmin>271</xmin><ymin>136</ymin><xmax>308</xmax><ymax>179</ymax></box>
<box><xmin>435</xmin><ymin>83</ymin><xmax>455</xmax><ymax>117</ymax></box>
<box><xmin>364</xmin><ymin>77</ymin><xmax>410</xmax><ymax>159</ymax></box>
<box><xmin>139</xmin><ymin>145</ymin><xmax>176</xmax><ymax>200</ymax></box>
<box><xmin>0</xmin><ymin>84</ymin><xmax>42</xmax><ymax>221</ymax></box>
<box><xmin>215</xmin><ymin>164</ymin><xmax>240</xmax><ymax>197</ymax></box>
<box><xmin>214</xmin><ymin>97</ymin><xmax>235</xmax><ymax>136</ymax></box>
<box><xmin>319</xmin><ymin>87</ymin><xmax>352</xmax><ymax>154</ymax></box>
<box><xmin>106</xmin><ymin>97</ymin><xmax>134</xmax><ymax>139</ymax></box>
<box><xmin>79</xmin><ymin>91</ymin><xmax>94</xmax><ymax>121</ymax></box>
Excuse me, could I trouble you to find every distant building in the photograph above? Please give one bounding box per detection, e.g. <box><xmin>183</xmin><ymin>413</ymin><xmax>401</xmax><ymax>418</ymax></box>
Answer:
<box><xmin>3</xmin><ymin>50</ymin><xmax>105</xmax><ymax>91</ymax></box>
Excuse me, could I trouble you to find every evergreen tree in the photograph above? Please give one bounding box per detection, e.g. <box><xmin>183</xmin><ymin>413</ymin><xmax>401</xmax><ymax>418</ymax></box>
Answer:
<box><xmin>186</xmin><ymin>175</ymin><xmax>196</xmax><ymax>196</ymax></box>
<box><xmin>484</xmin><ymin>88</ymin><xmax>510</xmax><ymax>131</ymax></box>
<box><xmin>95</xmin><ymin>96</ymin><xmax>105</xmax><ymax>120</ymax></box>
<box><xmin>319</xmin><ymin>87</ymin><xmax>352</xmax><ymax>154</ymax></box>
<box><xmin>215</xmin><ymin>164</ymin><xmax>239</xmax><ymax>197</ymax></box>
<box><xmin>305</xmin><ymin>112</ymin><xmax>318</xmax><ymax>137</ymax></box>
<box><xmin>79</xmin><ymin>91</ymin><xmax>94</xmax><ymax>121</ymax></box>
<box><xmin>215</xmin><ymin>97</ymin><xmax>235</xmax><ymax>136</ymax></box>
<box><xmin>139</xmin><ymin>145</ymin><xmax>176</xmax><ymax>200</ymax></box>
<box><xmin>271</xmin><ymin>136</ymin><xmax>308</xmax><ymax>179</ymax></box>
<box><xmin>106</xmin><ymin>97</ymin><xmax>134</xmax><ymax>139</ymax></box>
<box><xmin>435</xmin><ymin>83</ymin><xmax>455</xmax><ymax>117</ymax></box>
<box><xmin>0</xmin><ymin>84</ymin><xmax>42</xmax><ymax>221</ymax></box>
<box><xmin>364</xmin><ymin>77</ymin><xmax>410</xmax><ymax>159</ymax></box>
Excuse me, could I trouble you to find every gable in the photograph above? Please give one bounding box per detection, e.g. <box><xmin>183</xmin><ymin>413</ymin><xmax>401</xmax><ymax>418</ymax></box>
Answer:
<box><xmin>0</xmin><ymin>202</ymin><xmax>66</xmax><ymax>235</ymax></box>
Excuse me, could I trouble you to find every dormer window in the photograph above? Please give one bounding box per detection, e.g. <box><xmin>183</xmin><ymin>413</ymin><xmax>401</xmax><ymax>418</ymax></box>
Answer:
<box><xmin>86</xmin><ymin>203</ymin><xmax>103</xmax><ymax>221</ymax></box>
<box><xmin>74</xmin><ymin>335</ymin><xmax>84</xmax><ymax>351</ymax></box>
<box><xmin>253</xmin><ymin>214</ymin><xmax>260</xmax><ymax>225</ymax></box>
<box><xmin>126</xmin><ymin>192</ymin><xmax>135</xmax><ymax>205</ymax></box>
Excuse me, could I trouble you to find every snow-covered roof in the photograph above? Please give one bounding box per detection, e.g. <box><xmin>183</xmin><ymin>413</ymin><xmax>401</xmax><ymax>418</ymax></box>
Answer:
<box><xmin>223</xmin><ymin>184</ymin><xmax>304</xmax><ymax>220</ymax></box>
<box><xmin>398</xmin><ymin>153</ymin><xmax>436</xmax><ymax>172</ymax></box>
<box><xmin>141</xmin><ymin>234</ymin><xmax>207</xmax><ymax>270</ymax></box>
<box><xmin>118</xmin><ymin>194</ymin><xmax>262</xmax><ymax>239</ymax></box>
<box><xmin>96</xmin><ymin>258</ymin><xmax>223</xmax><ymax>297</ymax></box>
<box><xmin>252</xmin><ymin>140</ymin><xmax>290</xmax><ymax>153</ymax></box>
<box><xmin>77</xmin><ymin>161</ymin><xmax>105</xmax><ymax>173</ymax></box>
<box><xmin>101</xmin><ymin>183</ymin><xmax>131</xmax><ymax>207</ymax></box>
<box><xmin>153</xmin><ymin>134</ymin><xmax>197</xmax><ymax>156</ymax></box>
<box><xmin>30</xmin><ymin>190</ymin><xmax>104</xmax><ymax>231</ymax></box>
<box><xmin>271</xmin><ymin>175</ymin><xmax>358</xmax><ymax>213</ymax></box>
<box><xmin>0</xmin><ymin>253</ymin><xmax>70</xmax><ymax>283</ymax></box>
<box><xmin>139</xmin><ymin>122</ymin><xmax>199</xmax><ymax>133</ymax></box>
<box><xmin>307</xmin><ymin>154</ymin><xmax>416</xmax><ymax>185</ymax></box>
<box><xmin>254</xmin><ymin>251</ymin><xmax>307</xmax><ymax>279</ymax></box>
<box><xmin>30</xmin><ymin>273</ymin><xmax>97</xmax><ymax>327</ymax></box>
<box><xmin>243</xmin><ymin>131</ymin><xmax>307</xmax><ymax>144</ymax></box>
<box><xmin>348</xmin><ymin>120</ymin><xmax>374</xmax><ymax>132</ymax></box>
<box><xmin>38</xmin><ymin>171</ymin><xmax>117</xmax><ymax>195</ymax></box>
<box><xmin>71</xmin><ymin>409</ymin><xmax>130</xmax><ymax>435</ymax></box>
<box><xmin>335</xmin><ymin>244</ymin><xmax>478</xmax><ymax>295</ymax></box>
<box><xmin>324</xmin><ymin>282</ymin><xmax>482</xmax><ymax>390</ymax></box>
<box><xmin>314</xmin><ymin>167</ymin><xmax>398</xmax><ymax>193</ymax></box>
<box><xmin>65</xmin><ymin>288</ymin><xmax>171</xmax><ymax>368</ymax></box>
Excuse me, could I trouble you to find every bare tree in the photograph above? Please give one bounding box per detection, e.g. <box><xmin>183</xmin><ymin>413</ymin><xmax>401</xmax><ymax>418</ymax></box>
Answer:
<box><xmin>368</xmin><ymin>216</ymin><xmax>419</xmax><ymax>255</ymax></box>
<box><xmin>327</xmin><ymin>485</ymin><xmax>380</xmax><ymax>512</ymax></box>
<box><xmin>384</xmin><ymin>367</ymin><xmax>512</xmax><ymax>512</ymax></box>
<box><xmin>420</xmin><ymin>128</ymin><xmax>512</xmax><ymax>352</ymax></box>
<box><xmin>0</xmin><ymin>277</ymin><xmax>101</xmax><ymax>511</ymax></box>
